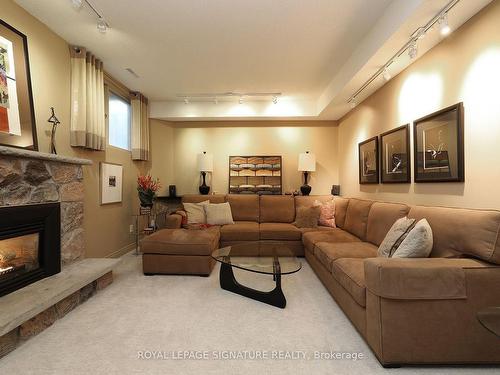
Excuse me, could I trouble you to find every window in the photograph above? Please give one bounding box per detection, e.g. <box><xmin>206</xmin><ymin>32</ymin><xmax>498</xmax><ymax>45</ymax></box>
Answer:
<box><xmin>108</xmin><ymin>92</ymin><xmax>131</xmax><ymax>150</ymax></box>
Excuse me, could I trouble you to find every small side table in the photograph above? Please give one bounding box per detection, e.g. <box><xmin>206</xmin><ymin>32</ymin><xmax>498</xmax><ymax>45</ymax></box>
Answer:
<box><xmin>477</xmin><ymin>307</ymin><xmax>500</xmax><ymax>337</ymax></box>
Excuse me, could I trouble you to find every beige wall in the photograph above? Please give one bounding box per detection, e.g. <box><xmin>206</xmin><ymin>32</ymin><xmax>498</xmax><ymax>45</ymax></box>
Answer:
<box><xmin>2</xmin><ymin>0</ymin><xmax>149</xmax><ymax>258</ymax></box>
<box><xmin>150</xmin><ymin>121</ymin><xmax>339</xmax><ymax>196</ymax></box>
<box><xmin>338</xmin><ymin>0</ymin><xmax>500</xmax><ymax>210</ymax></box>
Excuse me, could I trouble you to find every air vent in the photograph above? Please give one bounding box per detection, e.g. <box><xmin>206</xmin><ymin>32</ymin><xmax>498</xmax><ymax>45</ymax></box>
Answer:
<box><xmin>125</xmin><ymin>68</ymin><xmax>139</xmax><ymax>78</ymax></box>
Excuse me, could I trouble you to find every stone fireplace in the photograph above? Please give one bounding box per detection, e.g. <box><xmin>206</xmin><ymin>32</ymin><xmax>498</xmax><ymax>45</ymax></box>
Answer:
<box><xmin>0</xmin><ymin>203</ymin><xmax>61</xmax><ymax>298</ymax></box>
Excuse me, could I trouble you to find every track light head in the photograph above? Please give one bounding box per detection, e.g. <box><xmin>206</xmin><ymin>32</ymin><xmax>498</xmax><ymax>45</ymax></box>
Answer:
<box><xmin>408</xmin><ymin>41</ymin><xmax>418</xmax><ymax>59</ymax></box>
<box><xmin>439</xmin><ymin>13</ymin><xmax>451</xmax><ymax>36</ymax></box>
<box><xmin>272</xmin><ymin>96</ymin><xmax>278</xmax><ymax>104</ymax></box>
<box><xmin>238</xmin><ymin>96</ymin><xmax>244</xmax><ymax>104</ymax></box>
<box><xmin>184</xmin><ymin>98</ymin><xmax>189</xmax><ymax>104</ymax></box>
<box><xmin>382</xmin><ymin>67</ymin><xmax>391</xmax><ymax>81</ymax></box>
<box><xmin>350</xmin><ymin>99</ymin><xmax>357</xmax><ymax>109</ymax></box>
<box><xmin>97</xmin><ymin>17</ymin><xmax>108</xmax><ymax>33</ymax></box>
<box><xmin>214</xmin><ymin>97</ymin><xmax>218</xmax><ymax>104</ymax></box>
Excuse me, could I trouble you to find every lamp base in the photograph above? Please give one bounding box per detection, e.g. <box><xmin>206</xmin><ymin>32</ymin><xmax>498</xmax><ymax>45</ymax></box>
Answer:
<box><xmin>199</xmin><ymin>185</ymin><xmax>210</xmax><ymax>195</ymax></box>
<box><xmin>300</xmin><ymin>184</ymin><xmax>311</xmax><ymax>196</ymax></box>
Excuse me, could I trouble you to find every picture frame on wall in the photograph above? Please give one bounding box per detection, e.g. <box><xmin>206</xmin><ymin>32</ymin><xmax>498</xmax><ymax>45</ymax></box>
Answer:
<box><xmin>358</xmin><ymin>136</ymin><xmax>379</xmax><ymax>184</ymax></box>
<box><xmin>413</xmin><ymin>102</ymin><xmax>464</xmax><ymax>183</ymax></box>
<box><xmin>100</xmin><ymin>162</ymin><xmax>123</xmax><ymax>204</ymax></box>
<box><xmin>0</xmin><ymin>19</ymin><xmax>37</xmax><ymax>150</ymax></box>
<box><xmin>380</xmin><ymin>124</ymin><xmax>411</xmax><ymax>183</ymax></box>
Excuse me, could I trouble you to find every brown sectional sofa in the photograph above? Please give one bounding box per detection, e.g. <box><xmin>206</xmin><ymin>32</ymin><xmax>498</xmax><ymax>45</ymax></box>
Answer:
<box><xmin>141</xmin><ymin>194</ymin><xmax>500</xmax><ymax>366</ymax></box>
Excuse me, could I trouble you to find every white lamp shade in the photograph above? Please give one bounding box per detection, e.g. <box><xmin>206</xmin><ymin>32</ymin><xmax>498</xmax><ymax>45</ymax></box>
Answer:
<box><xmin>298</xmin><ymin>152</ymin><xmax>316</xmax><ymax>172</ymax></box>
<box><xmin>197</xmin><ymin>152</ymin><xmax>213</xmax><ymax>172</ymax></box>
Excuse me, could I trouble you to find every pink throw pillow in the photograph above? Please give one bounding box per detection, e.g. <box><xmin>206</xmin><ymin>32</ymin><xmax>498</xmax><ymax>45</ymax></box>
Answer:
<box><xmin>317</xmin><ymin>199</ymin><xmax>336</xmax><ymax>228</ymax></box>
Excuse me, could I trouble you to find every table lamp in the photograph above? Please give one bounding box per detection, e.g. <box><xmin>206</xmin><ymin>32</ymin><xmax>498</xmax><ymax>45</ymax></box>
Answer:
<box><xmin>298</xmin><ymin>151</ymin><xmax>316</xmax><ymax>196</ymax></box>
<box><xmin>197</xmin><ymin>151</ymin><xmax>213</xmax><ymax>195</ymax></box>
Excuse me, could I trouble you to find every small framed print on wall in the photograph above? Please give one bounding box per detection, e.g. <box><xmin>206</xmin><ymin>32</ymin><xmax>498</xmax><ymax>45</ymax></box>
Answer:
<box><xmin>380</xmin><ymin>124</ymin><xmax>411</xmax><ymax>183</ymax></box>
<box><xmin>0</xmin><ymin>19</ymin><xmax>37</xmax><ymax>150</ymax></box>
<box><xmin>358</xmin><ymin>136</ymin><xmax>379</xmax><ymax>184</ymax></box>
<box><xmin>100</xmin><ymin>162</ymin><xmax>123</xmax><ymax>204</ymax></box>
<box><xmin>414</xmin><ymin>103</ymin><xmax>464</xmax><ymax>183</ymax></box>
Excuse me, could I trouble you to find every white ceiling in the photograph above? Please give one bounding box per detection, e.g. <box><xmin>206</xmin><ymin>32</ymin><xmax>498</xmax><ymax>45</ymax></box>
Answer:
<box><xmin>15</xmin><ymin>0</ymin><xmax>493</xmax><ymax>121</ymax></box>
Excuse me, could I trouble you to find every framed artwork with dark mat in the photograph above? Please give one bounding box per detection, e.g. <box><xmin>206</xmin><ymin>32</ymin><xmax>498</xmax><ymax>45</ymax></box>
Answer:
<box><xmin>0</xmin><ymin>19</ymin><xmax>37</xmax><ymax>150</ymax></box>
<box><xmin>414</xmin><ymin>103</ymin><xmax>464</xmax><ymax>182</ymax></box>
<box><xmin>358</xmin><ymin>136</ymin><xmax>379</xmax><ymax>184</ymax></box>
<box><xmin>380</xmin><ymin>124</ymin><xmax>410</xmax><ymax>183</ymax></box>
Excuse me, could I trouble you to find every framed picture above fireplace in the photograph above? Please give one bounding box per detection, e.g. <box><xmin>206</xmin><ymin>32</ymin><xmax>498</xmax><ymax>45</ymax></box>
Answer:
<box><xmin>0</xmin><ymin>19</ymin><xmax>37</xmax><ymax>150</ymax></box>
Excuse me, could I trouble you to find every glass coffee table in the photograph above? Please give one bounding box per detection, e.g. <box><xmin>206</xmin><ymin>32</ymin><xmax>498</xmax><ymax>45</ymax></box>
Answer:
<box><xmin>211</xmin><ymin>242</ymin><xmax>302</xmax><ymax>309</ymax></box>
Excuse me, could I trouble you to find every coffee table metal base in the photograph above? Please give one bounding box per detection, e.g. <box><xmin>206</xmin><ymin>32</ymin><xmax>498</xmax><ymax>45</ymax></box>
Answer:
<box><xmin>219</xmin><ymin>261</ymin><xmax>287</xmax><ymax>309</ymax></box>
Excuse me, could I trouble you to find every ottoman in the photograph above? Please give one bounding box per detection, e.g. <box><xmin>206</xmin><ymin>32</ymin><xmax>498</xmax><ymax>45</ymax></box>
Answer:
<box><xmin>141</xmin><ymin>227</ymin><xmax>220</xmax><ymax>276</ymax></box>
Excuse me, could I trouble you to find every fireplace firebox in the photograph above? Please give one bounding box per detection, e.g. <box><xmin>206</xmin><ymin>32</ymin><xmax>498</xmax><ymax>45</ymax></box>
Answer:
<box><xmin>0</xmin><ymin>203</ymin><xmax>61</xmax><ymax>297</ymax></box>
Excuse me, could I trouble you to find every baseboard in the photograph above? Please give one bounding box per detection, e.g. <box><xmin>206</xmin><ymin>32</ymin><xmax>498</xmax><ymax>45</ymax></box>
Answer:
<box><xmin>106</xmin><ymin>243</ymin><xmax>136</xmax><ymax>259</ymax></box>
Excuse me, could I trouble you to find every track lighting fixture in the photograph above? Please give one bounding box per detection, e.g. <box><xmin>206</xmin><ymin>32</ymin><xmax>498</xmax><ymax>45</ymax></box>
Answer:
<box><xmin>272</xmin><ymin>96</ymin><xmax>278</xmax><ymax>104</ymax></box>
<box><xmin>408</xmin><ymin>41</ymin><xmax>418</xmax><ymax>59</ymax></box>
<box><xmin>176</xmin><ymin>92</ymin><xmax>281</xmax><ymax>104</ymax></box>
<box><xmin>238</xmin><ymin>97</ymin><xmax>244</xmax><ymax>104</ymax></box>
<box><xmin>97</xmin><ymin>17</ymin><xmax>108</xmax><ymax>33</ymax></box>
<box><xmin>184</xmin><ymin>98</ymin><xmax>189</xmax><ymax>104</ymax></box>
<box><xmin>439</xmin><ymin>13</ymin><xmax>451</xmax><ymax>36</ymax></box>
<box><xmin>346</xmin><ymin>0</ymin><xmax>460</xmax><ymax>111</ymax></box>
<box><xmin>382</xmin><ymin>67</ymin><xmax>391</xmax><ymax>81</ymax></box>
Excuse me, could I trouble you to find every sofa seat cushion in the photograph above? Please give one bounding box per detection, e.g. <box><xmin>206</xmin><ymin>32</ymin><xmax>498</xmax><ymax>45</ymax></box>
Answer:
<box><xmin>302</xmin><ymin>229</ymin><xmax>361</xmax><ymax>252</ymax></box>
<box><xmin>220</xmin><ymin>221</ymin><xmax>259</xmax><ymax>241</ymax></box>
<box><xmin>331</xmin><ymin>258</ymin><xmax>367</xmax><ymax>307</ymax></box>
<box><xmin>314</xmin><ymin>241</ymin><xmax>377</xmax><ymax>271</ymax></box>
<box><xmin>140</xmin><ymin>227</ymin><xmax>220</xmax><ymax>256</ymax></box>
<box><xmin>259</xmin><ymin>223</ymin><xmax>302</xmax><ymax>240</ymax></box>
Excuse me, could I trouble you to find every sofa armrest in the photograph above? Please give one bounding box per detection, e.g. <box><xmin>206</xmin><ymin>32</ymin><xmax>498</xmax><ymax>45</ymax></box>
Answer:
<box><xmin>364</xmin><ymin>257</ymin><xmax>496</xmax><ymax>300</ymax></box>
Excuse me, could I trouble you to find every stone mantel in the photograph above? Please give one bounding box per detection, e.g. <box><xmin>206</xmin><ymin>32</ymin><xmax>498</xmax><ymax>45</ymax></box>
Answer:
<box><xmin>0</xmin><ymin>146</ymin><xmax>92</xmax><ymax>166</ymax></box>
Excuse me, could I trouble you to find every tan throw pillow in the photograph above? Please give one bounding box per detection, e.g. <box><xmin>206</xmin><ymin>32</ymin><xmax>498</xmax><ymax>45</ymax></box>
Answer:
<box><xmin>377</xmin><ymin>217</ymin><xmax>416</xmax><ymax>257</ymax></box>
<box><xmin>293</xmin><ymin>206</ymin><xmax>321</xmax><ymax>228</ymax></box>
<box><xmin>183</xmin><ymin>201</ymin><xmax>209</xmax><ymax>224</ymax></box>
<box><xmin>204</xmin><ymin>202</ymin><xmax>234</xmax><ymax>225</ymax></box>
<box><xmin>391</xmin><ymin>219</ymin><xmax>433</xmax><ymax>258</ymax></box>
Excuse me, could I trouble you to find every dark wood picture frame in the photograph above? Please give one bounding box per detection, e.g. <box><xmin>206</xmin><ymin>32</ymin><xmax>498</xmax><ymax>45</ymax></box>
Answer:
<box><xmin>228</xmin><ymin>155</ymin><xmax>282</xmax><ymax>195</ymax></box>
<box><xmin>380</xmin><ymin>124</ymin><xmax>411</xmax><ymax>183</ymax></box>
<box><xmin>413</xmin><ymin>103</ymin><xmax>464</xmax><ymax>183</ymax></box>
<box><xmin>0</xmin><ymin>19</ymin><xmax>37</xmax><ymax>150</ymax></box>
<box><xmin>358</xmin><ymin>136</ymin><xmax>379</xmax><ymax>184</ymax></box>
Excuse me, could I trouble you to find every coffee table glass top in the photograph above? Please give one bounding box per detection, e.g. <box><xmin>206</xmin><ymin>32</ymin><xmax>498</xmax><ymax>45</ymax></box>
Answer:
<box><xmin>211</xmin><ymin>242</ymin><xmax>301</xmax><ymax>275</ymax></box>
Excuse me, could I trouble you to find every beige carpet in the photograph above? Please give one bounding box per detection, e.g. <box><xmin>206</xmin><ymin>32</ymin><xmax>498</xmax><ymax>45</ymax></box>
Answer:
<box><xmin>0</xmin><ymin>252</ymin><xmax>497</xmax><ymax>375</ymax></box>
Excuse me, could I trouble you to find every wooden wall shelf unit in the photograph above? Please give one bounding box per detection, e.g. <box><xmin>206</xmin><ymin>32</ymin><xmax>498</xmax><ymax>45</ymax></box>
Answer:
<box><xmin>229</xmin><ymin>156</ymin><xmax>282</xmax><ymax>195</ymax></box>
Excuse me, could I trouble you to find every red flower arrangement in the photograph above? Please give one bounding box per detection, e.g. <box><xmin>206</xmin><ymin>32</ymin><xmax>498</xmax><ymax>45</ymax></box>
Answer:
<box><xmin>137</xmin><ymin>175</ymin><xmax>161</xmax><ymax>207</ymax></box>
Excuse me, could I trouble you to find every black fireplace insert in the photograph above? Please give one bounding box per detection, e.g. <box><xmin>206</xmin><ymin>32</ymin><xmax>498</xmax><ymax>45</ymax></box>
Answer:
<box><xmin>0</xmin><ymin>203</ymin><xmax>61</xmax><ymax>297</ymax></box>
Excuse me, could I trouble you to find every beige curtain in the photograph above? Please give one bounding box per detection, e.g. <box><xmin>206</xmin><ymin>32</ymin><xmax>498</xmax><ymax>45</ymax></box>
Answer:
<box><xmin>69</xmin><ymin>46</ymin><xmax>105</xmax><ymax>150</ymax></box>
<box><xmin>131</xmin><ymin>92</ymin><xmax>149</xmax><ymax>160</ymax></box>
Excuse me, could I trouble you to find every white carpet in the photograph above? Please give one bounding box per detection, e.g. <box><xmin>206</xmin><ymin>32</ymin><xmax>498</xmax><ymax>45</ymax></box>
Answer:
<box><xmin>0</xmin><ymin>252</ymin><xmax>497</xmax><ymax>375</ymax></box>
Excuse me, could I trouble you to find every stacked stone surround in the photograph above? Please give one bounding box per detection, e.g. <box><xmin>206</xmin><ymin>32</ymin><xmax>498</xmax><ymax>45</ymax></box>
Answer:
<box><xmin>0</xmin><ymin>146</ymin><xmax>91</xmax><ymax>266</ymax></box>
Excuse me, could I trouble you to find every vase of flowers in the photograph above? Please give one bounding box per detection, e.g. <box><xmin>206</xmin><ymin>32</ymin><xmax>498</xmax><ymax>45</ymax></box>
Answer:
<box><xmin>137</xmin><ymin>175</ymin><xmax>160</xmax><ymax>208</ymax></box>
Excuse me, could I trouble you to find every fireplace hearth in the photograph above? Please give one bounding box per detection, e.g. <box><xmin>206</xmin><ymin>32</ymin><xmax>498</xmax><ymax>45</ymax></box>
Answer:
<box><xmin>0</xmin><ymin>203</ymin><xmax>61</xmax><ymax>297</ymax></box>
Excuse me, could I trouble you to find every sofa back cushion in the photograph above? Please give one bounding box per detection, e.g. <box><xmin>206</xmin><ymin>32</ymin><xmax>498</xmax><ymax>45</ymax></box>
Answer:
<box><xmin>226</xmin><ymin>194</ymin><xmax>259</xmax><ymax>222</ymax></box>
<box><xmin>294</xmin><ymin>195</ymin><xmax>332</xmax><ymax>210</ymax></box>
<box><xmin>366</xmin><ymin>202</ymin><xmax>410</xmax><ymax>246</ymax></box>
<box><xmin>408</xmin><ymin>205</ymin><xmax>500</xmax><ymax>264</ymax></box>
<box><xmin>259</xmin><ymin>195</ymin><xmax>295</xmax><ymax>223</ymax></box>
<box><xmin>333</xmin><ymin>197</ymin><xmax>349</xmax><ymax>228</ymax></box>
<box><xmin>182</xmin><ymin>194</ymin><xmax>226</xmax><ymax>204</ymax></box>
<box><xmin>343</xmin><ymin>198</ymin><xmax>374</xmax><ymax>240</ymax></box>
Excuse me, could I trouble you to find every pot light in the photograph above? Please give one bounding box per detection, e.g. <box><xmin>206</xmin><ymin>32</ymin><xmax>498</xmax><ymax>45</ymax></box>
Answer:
<box><xmin>382</xmin><ymin>67</ymin><xmax>391</xmax><ymax>81</ymax></box>
<box><xmin>438</xmin><ymin>13</ymin><xmax>451</xmax><ymax>36</ymax></box>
